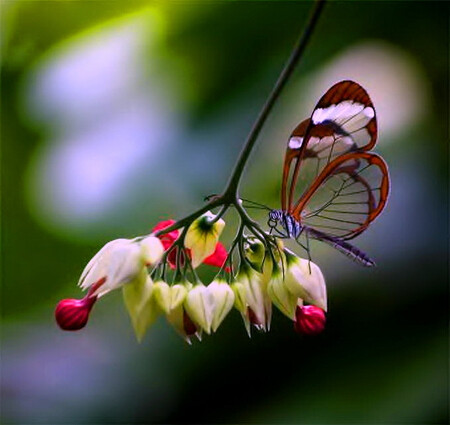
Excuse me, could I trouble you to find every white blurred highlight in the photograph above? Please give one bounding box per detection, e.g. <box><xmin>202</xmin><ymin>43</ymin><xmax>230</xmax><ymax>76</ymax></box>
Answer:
<box><xmin>25</xmin><ymin>12</ymin><xmax>180</xmax><ymax>231</ymax></box>
<box><xmin>302</xmin><ymin>41</ymin><xmax>429</xmax><ymax>140</ymax></box>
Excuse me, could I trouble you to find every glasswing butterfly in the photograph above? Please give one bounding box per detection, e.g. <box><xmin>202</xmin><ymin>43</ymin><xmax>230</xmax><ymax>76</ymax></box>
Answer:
<box><xmin>267</xmin><ymin>80</ymin><xmax>390</xmax><ymax>266</ymax></box>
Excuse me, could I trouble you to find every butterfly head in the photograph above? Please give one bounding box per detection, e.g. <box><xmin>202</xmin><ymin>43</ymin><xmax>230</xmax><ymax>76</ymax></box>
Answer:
<box><xmin>268</xmin><ymin>209</ymin><xmax>283</xmax><ymax>229</ymax></box>
<box><xmin>268</xmin><ymin>210</ymin><xmax>302</xmax><ymax>239</ymax></box>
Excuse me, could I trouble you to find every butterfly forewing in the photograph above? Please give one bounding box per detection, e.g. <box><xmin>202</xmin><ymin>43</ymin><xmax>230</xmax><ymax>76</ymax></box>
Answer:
<box><xmin>282</xmin><ymin>81</ymin><xmax>378</xmax><ymax>213</ymax></box>
<box><xmin>312</xmin><ymin>80</ymin><xmax>377</xmax><ymax>150</ymax></box>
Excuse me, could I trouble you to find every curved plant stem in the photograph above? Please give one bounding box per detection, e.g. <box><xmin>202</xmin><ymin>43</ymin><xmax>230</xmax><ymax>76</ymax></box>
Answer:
<box><xmin>154</xmin><ymin>0</ymin><xmax>326</xmax><ymax>238</ymax></box>
<box><xmin>222</xmin><ymin>0</ymin><xmax>326</xmax><ymax>199</ymax></box>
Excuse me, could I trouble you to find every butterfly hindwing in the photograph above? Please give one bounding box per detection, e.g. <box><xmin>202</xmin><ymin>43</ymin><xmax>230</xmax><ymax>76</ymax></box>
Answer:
<box><xmin>292</xmin><ymin>152</ymin><xmax>389</xmax><ymax>240</ymax></box>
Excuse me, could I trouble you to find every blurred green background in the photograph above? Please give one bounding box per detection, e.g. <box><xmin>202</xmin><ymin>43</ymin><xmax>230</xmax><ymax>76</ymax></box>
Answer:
<box><xmin>1</xmin><ymin>1</ymin><xmax>448</xmax><ymax>424</ymax></box>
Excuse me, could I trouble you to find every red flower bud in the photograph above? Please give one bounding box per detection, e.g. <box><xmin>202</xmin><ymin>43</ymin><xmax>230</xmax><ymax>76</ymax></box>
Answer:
<box><xmin>203</xmin><ymin>242</ymin><xmax>230</xmax><ymax>272</ymax></box>
<box><xmin>55</xmin><ymin>296</ymin><xmax>97</xmax><ymax>331</ymax></box>
<box><xmin>55</xmin><ymin>277</ymin><xmax>105</xmax><ymax>331</ymax></box>
<box><xmin>294</xmin><ymin>305</ymin><xmax>326</xmax><ymax>335</ymax></box>
<box><xmin>153</xmin><ymin>219</ymin><xmax>230</xmax><ymax>271</ymax></box>
<box><xmin>152</xmin><ymin>219</ymin><xmax>179</xmax><ymax>250</ymax></box>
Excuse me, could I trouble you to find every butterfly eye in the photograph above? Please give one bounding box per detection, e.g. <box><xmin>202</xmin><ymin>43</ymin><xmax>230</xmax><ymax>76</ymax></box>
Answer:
<box><xmin>268</xmin><ymin>211</ymin><xmax>277</xmax><ymax>220</ymax></box>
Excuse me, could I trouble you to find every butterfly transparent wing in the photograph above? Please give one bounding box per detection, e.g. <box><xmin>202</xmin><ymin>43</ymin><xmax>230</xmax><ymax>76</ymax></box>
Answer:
<box><xmin>282</xmin><ymin>81</ymin><xmax>378</xmax><ymax>213</ymax></box>
<box><xmin>292</xmin><ymin>152</ymin><xmax>389</xmax><ymax>240</ymax></box>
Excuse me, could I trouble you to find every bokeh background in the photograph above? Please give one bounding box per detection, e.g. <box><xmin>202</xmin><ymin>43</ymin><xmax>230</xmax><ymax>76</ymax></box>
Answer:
<box><xmin>1</xmin><ymin>1</ymin><xmax>448</xmax><ymax>424</ymax></box>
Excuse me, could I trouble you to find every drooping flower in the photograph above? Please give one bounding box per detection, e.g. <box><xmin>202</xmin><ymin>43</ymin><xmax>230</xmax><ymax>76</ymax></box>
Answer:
<box><xmin>152</xmin><ymin>219</ymin><xmax>229</xmax><ymax>270</ymax></box>
<box><xmin>294</xmin><ymin>304</ymin><xmax>326</xmax><ymax>335</ymax></box>
<box><xmin>230</xmin><ymin>281</ymin><xmax>246</xmax><ymax>313</ymax></box>
<box><xmin>267</xmin><ymin>264</ymin><xmax>297</xmax><ymax>320</ymax></box>
<box><xmin>140</xmin><ymin>236</ymin><xmax>165</xmax><ymax>266</ymax></box>
<box><xmin>122</xmin><ymin>271</ymin><xmax>159</xmax><ymax>342</ymax></box>
<box><xmin>243</xmin><ymin>239</ymin><xmax>278</xmax><ymax>331</ymax></box>
<box><xmin>170</xmin><ymin>282</ymin><xmax>189</xmax><ymax>311</ymax></box>
<box><xmin>78</xmin><ymin>236</ymin><xmax>164</xmax><ymax>297</ymax></box>
<box><xmin>55</xmin><ymin>277</ymin><xmax>105</xmax><ymax>331</ymax></box>
<box><xmin>184</xmin><ymin>283</ymin><xmax>216</xmax><ymax>334</ymax></box>
<box><xmin>152</xmin><ymin>279</ymin><xmax>172</xmax><ymax>314</ymax></box>
<box><xmin>284</xmin><ymin>251</ymin><xmax>327</xmax><ymax>311</ymax></box>
<box><xmin>166</xmin><ymin>303</ymin><xmax>200</xmax><ymax>344</ymax></box>
<box><xmin>208</xmin><ymin>279</ymin><xmax>235</xmax><ymax>332</ymax></box>
<box><xmin>234</xmin><ymin>264</ymin><xmax>271</xmax><ymax>335</ymax></box>
<box><xmin>56</xmin><ymin>236</ymin><xmax>164</xmax><ymax>332</ymax></box>
<box><xmin>184</xmin><ymin>211</ymin><xmax>225</xmax><ymax>268</ymax></box>
<box><xmin>245</xmin><ymin>238</ymin><xmax>267</xmax><ymax>272</ymax></box>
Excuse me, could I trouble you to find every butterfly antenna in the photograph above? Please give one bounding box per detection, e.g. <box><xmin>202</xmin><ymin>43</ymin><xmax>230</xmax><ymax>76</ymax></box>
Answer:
<box><xmin>305</xmin><ymin>231</ymin><xmax>312</xmax><ymax>273</ymax></box>
<box><xmin>240</xmin><ymin>197</ymin><xmax>272</xmax><ymax>211</ymax></box>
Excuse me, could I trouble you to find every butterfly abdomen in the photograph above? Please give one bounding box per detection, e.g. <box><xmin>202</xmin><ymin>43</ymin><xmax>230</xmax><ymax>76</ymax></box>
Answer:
<box><xmin>328</xmin><ymin>238</ymin><xmax>375</xmax><ymax>267</ymax></box>
<box><xmin>306</xmin><ymin>228</ymin><xmax>375</xmax><ymax>267</ymax></box>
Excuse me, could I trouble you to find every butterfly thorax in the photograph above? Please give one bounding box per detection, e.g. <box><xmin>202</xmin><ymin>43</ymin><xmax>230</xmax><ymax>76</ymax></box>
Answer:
<box><xmin>268</xmin><ymin>209</ymin><xmax>302</xmax><ymax>239</ymax></box>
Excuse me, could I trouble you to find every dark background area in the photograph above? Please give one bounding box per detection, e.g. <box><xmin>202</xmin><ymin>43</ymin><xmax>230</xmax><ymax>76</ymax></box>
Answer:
<box><xmin>1</xmin><ymin>1</ymin><xmax>448</xmax><ymax>424</ymax></box>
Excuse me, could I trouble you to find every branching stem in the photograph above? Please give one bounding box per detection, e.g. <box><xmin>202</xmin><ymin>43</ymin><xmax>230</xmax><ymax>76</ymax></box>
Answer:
<box><xmin>152</xmin><ymin>0</ymin><xmax>326</xmax><ymax>270</ymax></box>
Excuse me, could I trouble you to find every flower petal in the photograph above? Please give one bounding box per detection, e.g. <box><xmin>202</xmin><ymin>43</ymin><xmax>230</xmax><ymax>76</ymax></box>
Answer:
<box><xmin>152</xmin><ymin>280</ymin><xmax>172</xmax><ymax>314</ymax></box>
<box><xmin>166</xmin><ymin>305</ymin><xmax>196</xmax><ymax>344</ymax></box>
<box><xmin>209</xmin><ymin>280</ymin><xmax>235</xmax><ymax>332</ymax></box>
<box><xmin>122</xmin><ymin>271</ymin><xmax>159</xmax><ymax>342</ymax></box>
<box><xmin>285</xmin><ymin>254</ymin><xmax>327</xmax><ymax>311</ymax></box>
<box><xmin>294</xmin><ymin>305</ymin><xmax>326</xmax><ymax>335</ymax></box>
<box><xmin>184</xmin><ymin>284</ymin><xmax>215</xmax><ymax>334</ymax></box>
<box><xmin>203</xmin><ymin>242</ymin><xmax>229</xmax><ymax>269</ymax></box>
<box><xmin>267</xmin><ymin>270</ymin><xmax>297</xmax><ymax>320</ymax></box>
<box><xmin>236</xmin><ymin>265</ymin><xmax>268</xmax><ymax>331</ymax></box>
<box><xmin>170</xmin><ymin>283</ymin><xmax>190</xmax><ymax>311</ymax></box>
<box><xmin>185</xmin><ymin>212</ymin><xmax>225</xmax><ymax>268</ymax></box>
<box><xmin>140</xmin><ymin>236</ymin><xmax>164</xmax><ymax>266</ymax></box>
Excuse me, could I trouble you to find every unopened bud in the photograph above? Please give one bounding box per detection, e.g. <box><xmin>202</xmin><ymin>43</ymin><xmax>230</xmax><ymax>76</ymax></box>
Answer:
<box><xmin>294</xmin><ymin>305</ymin><xmax>326</xmax><ymax>335</ymax></box>
<box><xmin>55</xmin><ymin>296</ymin><xmax>97</xmax><ymax>331</ymax></box>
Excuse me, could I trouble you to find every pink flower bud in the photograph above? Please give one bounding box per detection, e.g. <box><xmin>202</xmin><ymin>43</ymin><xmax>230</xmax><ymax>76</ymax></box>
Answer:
<box><xmin>55</xmin><ymin>277</ymin><xmax>105</xmax><ymax>331</ymax></box>
<box><xmin>294</xmin><ymin>305</ymin><xmax>326</xmax><ymax>335</ymax></box>
<box><xmin>55</xmin><ymin>296</ymin><xmax>97</xmax><ymax>331</ymax></box>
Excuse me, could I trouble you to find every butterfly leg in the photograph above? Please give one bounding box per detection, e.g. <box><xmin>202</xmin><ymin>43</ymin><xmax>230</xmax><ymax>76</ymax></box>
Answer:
<box><xmin>294</xmin><ymin>237</ymin><xmax>309</xmax><ymax>256</ymax></box>
<box><xmin>305</xmin><ymin>231</ymin><xmax>312</xmax><ymax>273</ymax></box>
<box><xmin>272</xmin><ymin>228</ymin><xmax>289</xmax><ymax>239</ymax></box>
<box><xmin>295</xmin><ymin>229</ymin><xmax>313</xmax><ymax>273</ymax></box>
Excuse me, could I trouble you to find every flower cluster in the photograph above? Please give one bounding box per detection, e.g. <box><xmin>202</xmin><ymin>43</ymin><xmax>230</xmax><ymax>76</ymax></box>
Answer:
<box><xmin>55</xmin><ymin>212</ymin><xmax>326</xmax><ymax>343</ymax></box>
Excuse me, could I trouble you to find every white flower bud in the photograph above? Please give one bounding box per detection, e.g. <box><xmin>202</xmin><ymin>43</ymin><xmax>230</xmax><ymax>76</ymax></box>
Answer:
<box><xmin>209</xmin><ymin>280</ymin><xmax>235</xmax><ymax>332</ymax></box>
<box><xmin>166</xmin><ymin>304</ymin><xmax>199</xmax><ymax>344</ymax></box>
<box><xmin>236</xmin><ymin>266</ymin><xmax>266</xmax><ymax>327</ymax></box>
<box><xmin>79</xmin><ymin>239</ymin><xmax>143</xmax><ymax>297</ymax></box>
<box><xmin>230</xmin><ymin>281</ymin><xmax>247</xmax><ymax>313</ymax></box>
<box><xmin>184</xmin><ymin>283</ymin><xmax>216</xmax><ymax>334</ymax></box>
<box><xmin>122</xmin><ymin>271</ymin><xmax>159</xmax><ymax>342</ymax></box>
<box><xmin>284</xmin><ymin>253</ymin><xmax>327</xmax><ymax>311</ymax></box>
<box><xmin>140</xmin><ymin>235</ymin><xmax>164</xmax><ymax>266</ymax></box>
<box><xmin>78</xmin><ymin>236</ymin><xmax>165</xmax><ymax>298</ymax></box>
<box><xmin>152</xmin><ymin>280</ymin><xmax>172</xmax><ymax>314</ymax></box>
<box><xmin>234</xmin><ymin>265</ymin><xmax>272</xmax><ymax>333</ymax></box>
<box><xmin>170</xmin><ymin>282</ymin><xmax>191</xmax><ymax>311</ymax></box>
<box><xmin>267</xmin><ymin>266</ymin><xmax>297</xmax><ymax>320</ymax></box>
